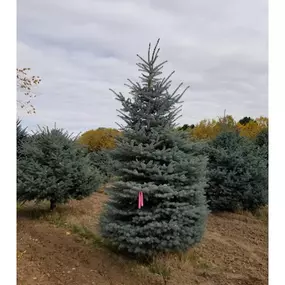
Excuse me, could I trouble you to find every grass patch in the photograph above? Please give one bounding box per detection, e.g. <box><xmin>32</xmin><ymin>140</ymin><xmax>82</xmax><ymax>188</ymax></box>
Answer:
<box><xmin>17</xmin><ymin>202</ymin><xmax>23</xmax><ymax>211</ymax></box>
<box><xmin>69</xmin><ymin>224</ymin><xmax>104</xmax><ymax>246</ymax></box>
<box><xmin>19</xmin><ymin>208</ymin><xmax>52</xmax><ymax>220</ymax></box>
<box><xmin>176</xmin><ymin>249</ymin><xmax>214</xmax><ymax>272</ymax></box>
<box><xmin>17</xmin><ymin>201</ymin><xmax>105</xmax><ymax>247</ymax></box>
<box><xmin>146</xmin><ymin>251</ymin><xmax>213</xmax><ymax>285</ymax></box>
<box><xmin>253</xmin><ymin>206</ymin><xmax>268</xmax><ymax>223</ymax></box>
<box><xmin>186</xmin><ymin>250</ymin><xmax>199</xmax><ymax>264</ymax></box>
<box><xmin>43</xmin><ymin>214</ymin><xmax>105</xmax><ymax>248</ymax></box>
<box><xmin>178</xmin><ymin>250</ymin><xmax>202</xmax><ymax>266</ymax></box>
<box><xmin>235</xmin><ymin>205</ymin><xmax>268</xmax><ymax>224</ymax></box>
<box><xmin>148</xmin><ymin>257</ymin><xmax>171</xmax><ymax>285</ymax></box>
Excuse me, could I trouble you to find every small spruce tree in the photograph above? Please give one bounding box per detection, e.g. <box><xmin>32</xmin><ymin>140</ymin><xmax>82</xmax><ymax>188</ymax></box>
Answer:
<box><xmin>205</xmin><ymin>131</ymin><xmax>268</xmax><ymax>212</ymax></box>
<box><xmin>17</xmin><ymin>127</ymin><xmax>102</xmax><ymax>210</ymax></box>
<box><xmin>100</xmin><ymin>40</ymin><xmax>208</xmax><ymax>257</ymax></box>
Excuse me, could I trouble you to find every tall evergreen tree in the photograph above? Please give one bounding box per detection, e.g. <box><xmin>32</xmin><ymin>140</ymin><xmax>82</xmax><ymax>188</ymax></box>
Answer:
<box><xmin>100</xmin><ymin>40</ymin><xmax>208</xmax><ymax>257</ymax></box>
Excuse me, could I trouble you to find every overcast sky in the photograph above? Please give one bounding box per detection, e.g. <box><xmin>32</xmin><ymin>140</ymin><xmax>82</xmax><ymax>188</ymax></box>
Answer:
<box><xmin>17</xmin><ymin>0</ymin><xmax>268</xmax><ymax>135</ymax></box>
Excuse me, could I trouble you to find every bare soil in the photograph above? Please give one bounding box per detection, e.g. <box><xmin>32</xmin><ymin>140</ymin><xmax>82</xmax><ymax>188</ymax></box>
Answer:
<box><xmin>17</xmin><ymin>191</ymin><xmax>268</xmax><ymax>285</ymax></box>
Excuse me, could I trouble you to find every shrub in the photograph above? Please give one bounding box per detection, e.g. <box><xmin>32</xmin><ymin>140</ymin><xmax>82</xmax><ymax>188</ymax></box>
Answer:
<box><xmin>255</xmin><ymin>127</ymin><xmax>268</xmax><ymax>148</ymax></box>
<box><xmin>205</xmin><ymin>131</ymin><xmax>268</xmax><ymax>212</ymax></box>
<box><xmin>255</xmin><ymin>127</ymin><xmax>268</xmax><ymax>167</ymax></box>
<box><xmin>78</xmin><ymin>128</ymin><xmax>121</xmax><ymax>152</ymax></box>
<box><xmin>88</xmin><ymin>149</ymin><xmax>114</xmax><ymax>183</ymax></box>
<box><xmin>238</xmin><ymin>116</ymin><xmax>255</xmax><ymax>126</ymax></box>
<box><xmin>236</xmin><ymin>116</ymin><xmax>268</xmax><ymax>139</ymax></box>
<box><xmin>17</xmin><ymin>127</ymin><xmax>102</xmax><ymax>210</ymax></box>
<box><xmin>191</xmin><ymin>115</ymin><xmax>236</xmax><ymax>141</ymax></box>
<box><xmin>17</xmin><ymin>119</ymin><xmax>28</xmax><ymax>157</ymax></box>
<box><xmin>100</xmin><ymin>40</ymin><xmax>208</xmax><ymax>257</ymax></box>
<box><xmin>177</xmin><ymin>124</ymin><xmax>195</xmax><ymax>131</ymax></box>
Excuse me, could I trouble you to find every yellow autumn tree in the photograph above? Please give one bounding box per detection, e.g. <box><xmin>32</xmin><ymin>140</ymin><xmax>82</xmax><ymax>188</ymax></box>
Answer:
<box><xmin>236</xmin><ymin>116</ymin><xmax>268</xmax><ymax>139</ymax></box>
<box><xmin>78</xmin><ymin>128</ymin><xmax>121</xmax><ymax>152</ymax></box>
<box><xmin>190</xmin><ymin>119</ymin><xmax>219</xmax><ymax>140</ymax></box>
<box><xmin>191</xmin><ymin>115</ymin><xmax>236</xmax><ymax>140</ymax></box>
<box><xmin>256</xmin><ymin>116</ymin><xmax>268</xmax><ymax>128</ymax></box>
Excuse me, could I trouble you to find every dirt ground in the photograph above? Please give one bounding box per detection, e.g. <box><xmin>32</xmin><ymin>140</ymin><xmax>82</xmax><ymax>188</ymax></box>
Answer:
<box><xmin>17</xmin><ymin>192</ymin><xmax>268</xmax><ymax>285</ymax></box>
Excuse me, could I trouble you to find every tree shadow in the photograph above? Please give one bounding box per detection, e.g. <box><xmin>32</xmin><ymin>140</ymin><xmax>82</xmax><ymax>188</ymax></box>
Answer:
<box><xmin>17</xmin><ymin>201</ymin><xmax>71</xmax><ymax>220</ymax></box>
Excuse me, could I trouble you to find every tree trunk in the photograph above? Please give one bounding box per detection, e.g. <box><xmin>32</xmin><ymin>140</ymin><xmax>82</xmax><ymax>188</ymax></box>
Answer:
<box><xmin>50</xmin><ymin>199</ymin><xmax>56</xmax><ymax>211</ymax></box>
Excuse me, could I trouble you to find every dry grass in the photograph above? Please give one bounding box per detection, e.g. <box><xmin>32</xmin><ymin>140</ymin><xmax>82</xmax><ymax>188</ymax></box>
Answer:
<box><xmin>253</xmin><ymin>205</ymin><xmax>268</xmax><ymax>223</ymax></box>
<box><xmin>235</xmin><ymin>205</ymin><xmax>268</xmax><ymax>224</ymax></box>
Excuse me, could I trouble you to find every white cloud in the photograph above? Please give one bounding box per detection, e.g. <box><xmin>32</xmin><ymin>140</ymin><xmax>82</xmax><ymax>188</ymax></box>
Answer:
<box><xmin>17</xmin><ymin>0</ymin><xmax>268</xmax><ymax>134</ymax></box>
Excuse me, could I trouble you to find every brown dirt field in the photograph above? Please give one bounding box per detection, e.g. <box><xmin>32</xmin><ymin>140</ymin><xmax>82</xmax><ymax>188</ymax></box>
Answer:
<box><xmin>17</xmin><ymin>192</ymin><xmax>268</xmax><ymax>285</ymax></box>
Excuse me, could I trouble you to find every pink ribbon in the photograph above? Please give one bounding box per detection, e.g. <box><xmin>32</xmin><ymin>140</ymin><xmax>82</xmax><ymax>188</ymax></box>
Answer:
<box><xmin>138</xmin><ymin>191</ymin><xmax>144</xmax><ymax>209</ymax></box>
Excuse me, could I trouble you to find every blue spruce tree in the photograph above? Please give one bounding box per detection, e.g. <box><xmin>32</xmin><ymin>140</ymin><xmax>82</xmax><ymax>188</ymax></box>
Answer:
<box><xmin>89</xmin><ymin>149</ymin><xmax>114</xmax><ymax>184</ymax></box>
<box><xmin>100</xmin><ymin>40</ymin><xmax>208</xmax><ymax>257</ymax></box>
<box><xmin>206</xmin><ymin>131</ymin><xmax>268</xmax><ymax>212</ymax></box>
<box><xmin>17</xmin><ymin>127</ymin><xmax>102</xmax><ymax>210</ymax></box>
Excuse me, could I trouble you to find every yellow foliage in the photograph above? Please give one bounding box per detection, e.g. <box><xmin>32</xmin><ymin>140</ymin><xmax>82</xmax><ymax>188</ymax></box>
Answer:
<box><xmin>78</xmin><ymin>128</ymin><xmax>121</xmax><ymax>152</ymax></box>
<box><xmin>191</xmin><ymin>115</ymin><xmax>236</xmax><ymax>140</ymax></box>
<box><xmin>191</xmin><ymin>115</ymin><xmax>268</xmax><ymax>140</ymax></box>
<box><xmin>255</xmin><ymin>116</ymin><xmax>268</xmax><ymax>128</ymax></box>
<box><xmin>237</xmin><ymin>116</ymin><xmax>268</xmax><ymax>139</ymax></box>
<box><xmin>191</xmin><ymin>119</ymin><xmax>220</xmax><ymax>140</ymax></box>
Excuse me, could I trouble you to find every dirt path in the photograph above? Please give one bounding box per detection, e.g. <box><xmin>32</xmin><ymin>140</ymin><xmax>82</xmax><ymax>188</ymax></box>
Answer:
<box><xmin>17</xmin><ymin>193</ymin><xmax>268</xmax><ymax>285</ymax></box>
